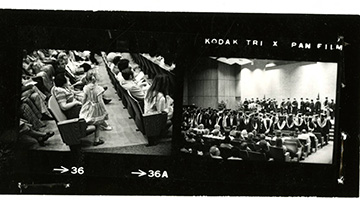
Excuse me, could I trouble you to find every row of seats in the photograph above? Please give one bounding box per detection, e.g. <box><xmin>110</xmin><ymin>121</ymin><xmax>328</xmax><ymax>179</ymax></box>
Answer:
<box><xmin>102</xmin><ymin>53</ymin><xmax>168</xmax><ymax>142</ymax></box>
<box><xmin>131</xmin><ymin>53</ymin><xmax>175</xmax><ymax>93</ymax></box>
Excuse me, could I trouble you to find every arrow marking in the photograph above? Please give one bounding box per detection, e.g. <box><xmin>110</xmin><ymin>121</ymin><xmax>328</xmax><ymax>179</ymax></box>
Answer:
<box><xmin>131</xmin><ymin>169</ymin><xmax>147</xmax><ymax>177</ymax></box>
<box><xmin>53</xmin><ymin>166</ymin><xmax>69</xmax><ymax>174</ymax></box>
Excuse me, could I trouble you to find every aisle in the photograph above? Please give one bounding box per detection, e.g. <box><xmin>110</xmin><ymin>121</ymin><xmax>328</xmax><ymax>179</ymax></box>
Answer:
<box><xmin>300</xmin><ymin>141</ymin><xmax>333</xmax><ymax>164</ymax></box>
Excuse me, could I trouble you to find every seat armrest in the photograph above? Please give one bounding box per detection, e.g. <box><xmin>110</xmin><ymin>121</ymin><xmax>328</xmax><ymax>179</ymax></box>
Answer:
<box><xmin>57</xmin><ymin>118</ymin><xmax>81</xmax><ymax>126</ymax></box>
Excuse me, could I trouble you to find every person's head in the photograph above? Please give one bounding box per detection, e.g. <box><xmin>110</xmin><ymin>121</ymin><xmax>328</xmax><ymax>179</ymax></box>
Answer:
<box><xmin>117</xmin><ymin>59</ymin><xmax>130</xmax><ymax>72</ymax></box>
<box><xmin>240</xmin><ymin>142</ymin><xmax>248</xmax><ymax>150</ymax></box>
<box><xmin>209</xmin><ymin>146</ymin><xmax>221</xmax><ymax>157</ymax></box>
<box><xmin>241</xmin><ymin>129</ymin><xmax>248</xmax><ymax>139</ymax></box>
<box><xmin>275</xmin><ymin>130</ymin><xmax>282</xmax><ymax>137</ymax></box>
<box><xmin>80</xmin><ymin>63</ymin><xmax>92</xmax><ymax>73</ymax></box>
<box><xmin>54</xmin><ymin>73</ymin><xmax>69</xmax><ymax>87</ymax></box>
<box><xmin>146</xmin><ymin>74</ymin><xmax>170</xmax><ymax>101</ymax></box>
<box><xmin>57</xmin><ymin>52</ymin><xmax>68</xmax><ymax>66</ymax></box>
<box><xmin>212</xmin><ymin>129</ymin><xmax>220</xmax><ymax>136</ymax></box>
<box><xmin>197</xmin><ymin>124</ymin><xmax>204</xmax><ymax>130</ymax></box>
<box><xmin>301</xmin><ymin>129</ymin><xmax>307</xmax><ymax>135</ymax></box>
<box><xmin>112</xmin><ymin>56</ymin><xmax>122</xmax><ymax>66</ymax></box>
<box><xmin>247</xmin><ymin>132</ymin><xmax>254</xmax><ymax>140</ymax></box>
<box><xmin>122</xmin><ymin>68</ymin><xmax>134</xmax><ymax>81</ymax></box>
<box><xmin>85</xmin><ymin>71</ymin><xmax>97</xmax><ymax>84</ymax></box>
<box><xmin>214</xmin><ymin>124</ymin><xmax>220</xmax><ymax>130</ymax></box>
<box><xmin>259</xmin><ymin>134</ymin><xmax>266</xmax><ymax>140</ymax></box>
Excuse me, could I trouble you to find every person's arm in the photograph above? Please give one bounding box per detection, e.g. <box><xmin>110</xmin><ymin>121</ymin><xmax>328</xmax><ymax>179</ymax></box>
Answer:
<box><xmin>55</xmin><ymin>89</ymin><xmax>82</xmax><ymax>111</ymax></box>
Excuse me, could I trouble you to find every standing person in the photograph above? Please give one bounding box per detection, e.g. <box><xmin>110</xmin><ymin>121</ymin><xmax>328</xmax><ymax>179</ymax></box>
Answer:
<box><xmin>292</xmin><ymin>98</ymin><xmax>298</xmax><ymax>114</ymax></box>
<box><xmin>79</xmin><ymin>71</ymin><xmax>111</xmax><ymax>146</ymax></box>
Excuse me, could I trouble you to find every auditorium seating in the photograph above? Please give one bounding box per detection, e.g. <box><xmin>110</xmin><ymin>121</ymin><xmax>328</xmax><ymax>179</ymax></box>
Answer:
<box><xmin>102</xmin><ymin>53</ymin><xmax>169</xmax><ymax>144</ymax></box>
<box><xmin>48</xmin><ymin>91</ymin><xmax>96</xmax><ymax>146</ymax></box>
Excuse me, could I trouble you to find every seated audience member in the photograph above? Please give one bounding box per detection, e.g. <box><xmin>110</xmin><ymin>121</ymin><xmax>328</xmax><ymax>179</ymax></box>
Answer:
<box><xmin>246</xmin><ymin>132</ymin><xmax>256</xmax><ymax>151</ymax></box>
<box><xmin>219</xmin><ymin>136</ymin><xmax>233</xmax><ymax>159</ymax></box>
<box><xmin>271</xmin><ymin>130</ymin><xmax>283</xmax><ymax>142</ymax></box>
<box><xmin>275</xmin><ymin>137</ymin><xmax>287</xmax><ymax>153</ymax></box>
<box><xmin>193</xmin><ymin>124</ymin><xmax>207</xmax><ymax>135</ymax></box>
<box><xmin>220</xmin><ymin>136</ymin><xmax>233</xmax><ymax>149</ymax></box>
<box><xmin>209</xmin><ymin>146</ymin><xmax>222</xmax><ymax>159</ymax></box>
<box><xmin>21</xmin><ymin>100</ymin><xmax>45</xmax><ymax>130</ymax></box>
<box><xmin>53</xmin><ymin>73</ymin><xmax>83</xmax><ymax>119</ymax></box>
<box><xmin>109</xmin><ymin>56</ymin><xmax>122</xmax><ymax>72</ymax></box>
<box><xmin>19</xmin><ymin>118</ymin><xmax>54</xmax><ymax>146</ymax></box>
<box><xmin>144</xmin><ymin>74</ymin><xmax>174</xmax><ymax>120</ymax></box>
<box><xmin>21</xmin><ymin>83</ymin><xmax>52</xmax><ymax>120</ymax></box>
<box><xmin>240</xmin><ymin>129</ymin><xmax>248</xmax><ymax>140</ymax></box>
<box><xmin>285</xmin><ymin>130</ymin><xmax>303</xmax><ymax>148</ymax></box>
<box><xmin>121</xmin><ymin>68</ymin><xmax>147</xmax><ymax>101</ymax></box>
<box><xmin>232</xmin><ymin>131</ymin><xmax>243</xmax><ymax>143</ymax></box>
<box><xmin>239</xmin><ymin>141</ymin><xmax>252</xmax><ymax>151</ymax></box>
<box><xmin>211</xmin><ymin>124</ymin><xmax>223</xmax><ymax>137</ymax></box>
<box><xmin>229</xmin><ymin>125</ymin><xmax>238</xmax><ymax>137</ymax></box>
<box><xmin>115</xmin><ymin>59</ymin><xmax>130</xmax><ymax>83</ymax></box>
<box><xmin>257</xmin><ymin>134</ymin><xmax>271</xmax><ymax>159</ymax></box>
<box><xmin>298</xmin><ymin>129</ymin><xmax>311</xmax><ymax>147</ymax></box>
<box><xmin>298</xmin><ymin>129</ymin><xmax>311</xmax><ymax>155</ymax></box>
<box><xmin>284</xmin><ymin>130</ymin><xmax>304</xmax><ymax>159</ymax></box>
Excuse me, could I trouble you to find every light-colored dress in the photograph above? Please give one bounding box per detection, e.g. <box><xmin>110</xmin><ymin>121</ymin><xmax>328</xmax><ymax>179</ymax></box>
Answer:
<box><xmin>79</xmin><ymin>83</ymin><xmax>108</xmax><ymax>125</ymax></box>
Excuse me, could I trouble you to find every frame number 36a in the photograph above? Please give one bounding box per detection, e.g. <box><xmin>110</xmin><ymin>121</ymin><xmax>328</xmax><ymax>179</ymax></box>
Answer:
<box><xmin>148</xmin><ymin>170</ymin><xmax>168</xmax><ymax>178</ymax></box>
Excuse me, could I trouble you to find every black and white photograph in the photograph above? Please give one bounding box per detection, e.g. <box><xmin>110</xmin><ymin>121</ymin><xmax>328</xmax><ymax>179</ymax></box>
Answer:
<box><xmin>180</xmin><ymin>57</ymin><xmax>337</xmax><ymax>163</ymax></box>
<box><xmin>0</xmin><ymin>6</ymin><xmax>358</xmax><ymax>197</ymax></box>
<box><xmin>19</xmin><ymin>49</ymin><xmax>175</xmax><ymax>155</ymax></box>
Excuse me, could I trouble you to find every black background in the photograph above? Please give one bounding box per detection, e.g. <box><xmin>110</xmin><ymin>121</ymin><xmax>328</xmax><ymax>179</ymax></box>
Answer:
<box><xmin>0</xmin><ymin>10</ymin><xmax>359</xmax><ymax>196</ymax></box>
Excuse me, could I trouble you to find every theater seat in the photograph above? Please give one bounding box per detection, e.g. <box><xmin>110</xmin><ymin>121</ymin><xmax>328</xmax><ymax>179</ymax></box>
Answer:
<box><xmin>48</xmin><ymin>94</ymin><xmax>95</xmax><ymax>146</ymax></box>
<box><xmin>269</xmin><ymin>146</ymin><xmax>291</xmax><ymax>162</ymax></box>
<box><xmin>127</xmin><ymin>90</ymin><xmax>168</xmax><ymax>143</ymax></box>
<box><xmin>248</xmin><ymin>151</ymin><xmax>267</xmax><ymax>161</ymax></box>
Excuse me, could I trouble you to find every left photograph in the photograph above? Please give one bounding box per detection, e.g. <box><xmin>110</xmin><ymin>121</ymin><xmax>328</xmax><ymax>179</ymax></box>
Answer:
<box><xmin>19</xmin><ymin>49</ymin><xmax>175</xmax><ymax>155</ymax></box>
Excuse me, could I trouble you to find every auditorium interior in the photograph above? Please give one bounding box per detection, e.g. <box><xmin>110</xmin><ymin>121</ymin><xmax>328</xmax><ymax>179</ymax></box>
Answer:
<box><xmin>18</xmin><ymin>49</ymin><xmax>175</xmax><ymax>156</ymax></box>
<box><xmin>181</xmin><ymin>57</ymin><xmax>337</xmax><ymax>163</ymax></box>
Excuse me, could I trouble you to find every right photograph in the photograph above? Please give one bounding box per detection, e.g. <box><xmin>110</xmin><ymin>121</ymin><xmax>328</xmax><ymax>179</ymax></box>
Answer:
<box><xmin>180</xmin><ymin>57</ymin><xmax>337</xmax><ymax>164</ymax></box>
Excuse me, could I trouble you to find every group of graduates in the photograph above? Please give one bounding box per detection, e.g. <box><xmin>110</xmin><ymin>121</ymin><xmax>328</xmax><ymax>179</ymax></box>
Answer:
<box><xmin>242</xmin><ymin>97</ymin><xmax>336</xmax><ymax>119</ymax></box>
<box><xmin>181</xmin><ymin>98</ymin><xmax>334</xmax><ymax>160</ymax></box>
